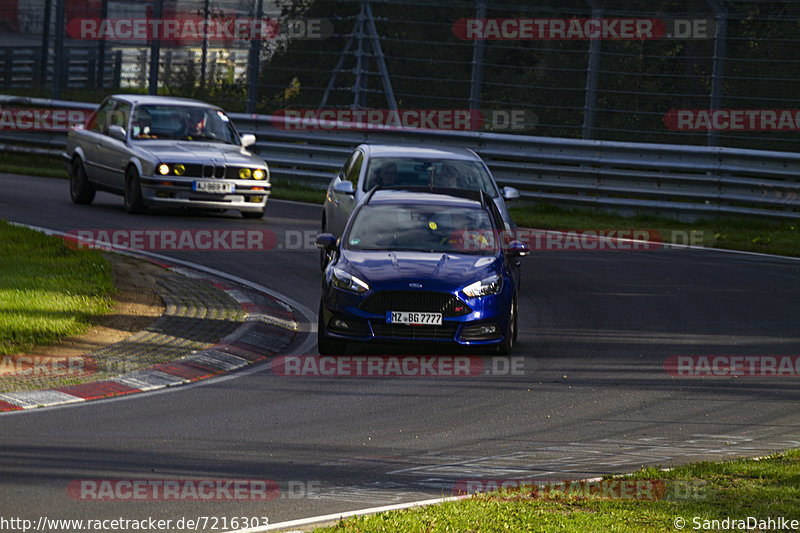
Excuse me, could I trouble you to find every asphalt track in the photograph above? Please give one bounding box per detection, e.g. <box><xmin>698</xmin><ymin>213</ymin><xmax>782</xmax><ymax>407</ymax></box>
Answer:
<box><xmin>1</xmin><ymin>173</ymin><xmax>799</xmax><ymax>529</ymax></box>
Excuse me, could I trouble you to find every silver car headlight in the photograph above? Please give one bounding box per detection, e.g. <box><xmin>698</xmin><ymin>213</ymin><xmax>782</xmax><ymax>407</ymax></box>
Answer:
<box><xmin>462</xmin><ymin>274</ymin><xmax>502</xmax><ymax>298</ymax></box>
<box><xmin>332</xmin><ymin>267</ymin><xmax>369</xmax><ymax>294</ymax></box>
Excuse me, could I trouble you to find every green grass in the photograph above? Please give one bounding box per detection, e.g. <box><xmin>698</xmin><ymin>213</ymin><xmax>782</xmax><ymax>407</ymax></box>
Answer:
<box><xmin>316</xmin><ymin>450</ymin><xmax>800</xmax><ymax>532</ymax></box>
<box><xmin>1</xmin><ymin>153</ymin><xmax>797</xmax><ymax>256</ymax></box>
<box><xmin>509</xmin><ymin>203</ymin><xmax>800</xmax><ymax>258</ymax></box>
<box><xmin>0</xmin><ymin>220</ymin><xmax>115</xmax><ymax>355</ymax></box>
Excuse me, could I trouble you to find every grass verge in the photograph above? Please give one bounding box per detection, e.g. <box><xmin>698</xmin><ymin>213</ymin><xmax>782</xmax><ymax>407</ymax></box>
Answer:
<box><xmin>1</xmin><ymin>153</ymin><xmax>797</xmax><ymax>256</ymax></box>
<box><xmin>315</xmin><ymin>450</ymin><xmax>800</xmax><ymax>532</ymax></box>
<box><xmin>0</xmin><ymin>220</ymin><xmax>115</xmax><ymax>356</ymax></box>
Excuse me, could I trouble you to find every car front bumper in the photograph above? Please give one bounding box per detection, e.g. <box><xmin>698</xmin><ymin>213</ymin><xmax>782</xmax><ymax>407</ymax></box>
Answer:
<box><xmin>140</xmin><ymin>176</ymin><xmax>270</xmax><ymax>211</ymax></box>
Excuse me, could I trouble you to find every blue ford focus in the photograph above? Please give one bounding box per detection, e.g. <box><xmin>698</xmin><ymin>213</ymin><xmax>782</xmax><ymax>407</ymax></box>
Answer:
<box><xmin>316</xmin><ymin>188</ymin><xmax>528</xmax><ymax>355</ymax></box>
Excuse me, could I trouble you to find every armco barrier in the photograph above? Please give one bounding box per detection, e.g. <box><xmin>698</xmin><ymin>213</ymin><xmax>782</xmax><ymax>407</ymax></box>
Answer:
<box><xmin>1</xmin><ymin>94</ymin><xmax>798</xmax><ymax>219</ymax></box>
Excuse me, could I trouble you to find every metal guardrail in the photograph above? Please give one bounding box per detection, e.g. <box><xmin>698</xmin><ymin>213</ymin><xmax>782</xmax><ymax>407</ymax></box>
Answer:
<box><xmin>1</xmin><ymin>94</ymin><xmax>798</xmax><ymax>220</ymax></box>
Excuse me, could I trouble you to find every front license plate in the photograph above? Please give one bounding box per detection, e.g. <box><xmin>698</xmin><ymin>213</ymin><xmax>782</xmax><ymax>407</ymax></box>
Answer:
<box><xmin>387</xmin><ymin>311</ymin><xmax>442</xmax><ymax>326</ymax></box>
<box><xmin>193</xmin><ymin>181</ymin><xmax>234</xmax><ymax>194</ymax></box>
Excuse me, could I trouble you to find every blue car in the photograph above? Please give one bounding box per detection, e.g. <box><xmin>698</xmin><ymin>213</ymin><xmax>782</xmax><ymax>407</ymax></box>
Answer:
<box><xmin>316</xmin><ymin>188</ymin><xmax>529</xmax><ymax>355</ymax></box>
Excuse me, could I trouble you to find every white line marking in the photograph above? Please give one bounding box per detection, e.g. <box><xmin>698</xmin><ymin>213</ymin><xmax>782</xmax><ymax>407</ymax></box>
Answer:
<box><xmin>223</xmin><ymin>495</ymin><xmax>469</xmax><ymax>533</ymax></box>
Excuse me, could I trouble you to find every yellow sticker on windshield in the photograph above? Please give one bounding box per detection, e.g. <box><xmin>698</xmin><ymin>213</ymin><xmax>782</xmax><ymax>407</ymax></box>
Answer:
<box><xmin>428</xmin><ymin>221</ymin><xmax>438</xmax><ymax>230</ymax></box>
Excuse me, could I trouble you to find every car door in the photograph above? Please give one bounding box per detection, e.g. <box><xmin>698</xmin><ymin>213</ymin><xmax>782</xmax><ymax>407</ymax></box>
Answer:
<box><xmin>94</xmin><ymin>100</ymin><xmax>131</xmax><ymax>192</ymax></box>
<box><xmin>81</xmin><ymin>98</ymin><xmax>116</xmax><ymax>186</ymax></box>
<box><xmin>328</xmin><ymin>149</ymin><xmax>364</xmax><ymax>237</ymax></box>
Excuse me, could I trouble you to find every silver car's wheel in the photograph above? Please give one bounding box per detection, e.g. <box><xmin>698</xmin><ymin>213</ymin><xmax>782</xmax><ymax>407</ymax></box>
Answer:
<box><xmin>69</xmin><ymin>158</ymin><xmax>95</xmax><ymax>204</ymax></box>
<box><xmin>124</xmin><ymin>167</ymin><xmax>146</xmax><ymax>214</ymax></box>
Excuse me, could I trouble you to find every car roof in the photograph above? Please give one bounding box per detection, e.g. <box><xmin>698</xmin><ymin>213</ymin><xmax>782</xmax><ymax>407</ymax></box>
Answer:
<box><xmin>360</xmin><ymin>144</ymin><xmax>480</xmax><ymax>161</ymax></box>
<box><xmin>108</xmin><ymin>94</ymin><xmax>222</xmax><ymax>110</ymax></box>
<box><xmin>365</xmin><ymin>188</ymin><xmax>485</xmax><ymax>209</ymax></box>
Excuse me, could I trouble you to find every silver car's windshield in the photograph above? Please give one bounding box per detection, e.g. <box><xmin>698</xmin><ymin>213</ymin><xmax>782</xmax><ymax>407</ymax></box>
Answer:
<box><xmin>346</xmin><ymin>204</ymin><xmax>498</xmax><ymax>254</ymax></box>
<box><xmin>130</xmin><ymin>105</ymin><xmax>239</xmax><ymax>144</ymax></box>
<box><xmin>363</xmin><ymin>158</ymin><xmax>498</xmax><ymax>197</ymax></box>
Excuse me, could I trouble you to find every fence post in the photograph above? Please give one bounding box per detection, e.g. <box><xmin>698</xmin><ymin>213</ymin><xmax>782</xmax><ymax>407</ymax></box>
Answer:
<box><xmin>246</xmin><ymin>0</ymin><xmax>263</xmax><ymax>113</ymax></box>
<box><xmin>39</xmin><ymin>0</ymin><xmax>52</xmax><ymax>89</ymax></box>
<box><xmin>707</xmin><ymin>0</ymin><xmax>728</xmax><ymax>147</ymax></box>
<box><xmin>582</xmin><ymin>0</ymin><xmax>603</xmax><ymax>140</ymax></box>
<box><xmin>51</xmin><ymin>0</ymin><xmax>65</xmax><ymax>99</ymax></box>
<box><xmin>469</xmin><ymin>0</ymin><xmax>487</xmax><ymax>112</ymax></box>
<box><xmin>148</xmin><ymin>0</ymin><xmax>163</xmax><ymax>95</ymax></box>
<box><xmin>96</xmin><ymin>0</ymin><xmax>108</xmax><ymax>88</ymax></box>
<box><xmin>113</xmin><ymin>50</ymin><xmax>122</xmax><ymax>89</ymax></box>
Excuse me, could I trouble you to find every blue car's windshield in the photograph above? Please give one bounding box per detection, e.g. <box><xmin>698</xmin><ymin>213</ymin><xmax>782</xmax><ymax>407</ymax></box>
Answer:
<box><xmin>130</xmin><ymin>105</ymin><xmax>239</xmax><ymax>144</ymax></box>
<box><xmin>363</xmin><ymin>158</ymin><xmax>498</xmax><ymax>198</ymax></box>
<box><xmin>345</xmin><ymin>204</ymin><xmax>498</xmax><ymax>254</ymax></box>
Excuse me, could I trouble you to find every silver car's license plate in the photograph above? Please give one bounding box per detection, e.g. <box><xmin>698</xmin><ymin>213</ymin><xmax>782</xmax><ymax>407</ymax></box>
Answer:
<box><xmin>387</xmin><ymin>311</ymin><xmax>442</xmax><ymax>326</ymax></box>
<box><xmin>193</xmin><ymin>181</ymin><xmax>234</xmax><ymax>194</ymax></box>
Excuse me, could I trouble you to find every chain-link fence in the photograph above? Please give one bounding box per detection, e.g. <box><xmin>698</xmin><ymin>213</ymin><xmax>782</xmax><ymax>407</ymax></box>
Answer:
<box><xmin>1</xmin><ymin>0</ymin><xmax>799</xmax><ymax>151</ymax></box>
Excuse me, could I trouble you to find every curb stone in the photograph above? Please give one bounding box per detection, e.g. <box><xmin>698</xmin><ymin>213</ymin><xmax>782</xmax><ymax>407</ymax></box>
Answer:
<box><xmin>0</xmin><ymin>257</ymin><xmax>298</xmax><ymax>412</ymax></box>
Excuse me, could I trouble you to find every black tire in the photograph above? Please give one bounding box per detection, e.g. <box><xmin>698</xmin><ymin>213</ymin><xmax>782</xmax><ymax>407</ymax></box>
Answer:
<box><xmin>241</xmin><ymin>210</ymin><xmax>265</xmax><ymax>219</ymax></box>
<box><xmin>124</xmin><ymin>167</ymin><xmax>147</xmax><ymax>214</ymax></box>
<box><xmin>498</xmin><ymin>295</ymin><xmax>518</xmax><ymax>355</ymax></box>
<box><xmin>317</xmin><ymin>304</ymin><xmax>347</xmax><ymax>355</ymax></box>
<box><xmin>69</xmin><ymin>158</ymin><xmax>95</xmax><ymax>204</ymax></box>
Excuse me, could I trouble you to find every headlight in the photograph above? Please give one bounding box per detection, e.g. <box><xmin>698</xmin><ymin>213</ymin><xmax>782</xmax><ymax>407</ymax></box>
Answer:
<box><xmin>173</xmin><ymin>164</ymin><xmax>186</xmax><ymax>176</ymax></box>
<box><xmin>239</xmin><ymin>168</ymin><xmax>252</xmax><ymax>179</ymax></box>
<box><xmin>462</xmin><ymin>274</ymin><xmax>502</xmax><ymax>298</ymax></box>
<box><xmin>253</xmin><ymin>168</ymin><xmax>265</xmax><ymax>180</ymax></box>
<box><xmin>332</xmin><ymin>267</ymin><xmax>369</xmax><ymax>294</ymax></box>
<box><xmin>157</xmin><ymin>163</ymin><xmax>170</xmax><ymax>175</ymax></box>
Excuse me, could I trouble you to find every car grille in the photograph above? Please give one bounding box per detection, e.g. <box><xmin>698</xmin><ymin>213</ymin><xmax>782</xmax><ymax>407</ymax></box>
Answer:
<box><xmin>359</xmin><ymin>291</ymin><xmax>471</xmax><ymax>317</ymax></box>
<box><xmin>371</xmin><ymin>322</ymin><xmax>459</xmax><ymax>340</ymax></box>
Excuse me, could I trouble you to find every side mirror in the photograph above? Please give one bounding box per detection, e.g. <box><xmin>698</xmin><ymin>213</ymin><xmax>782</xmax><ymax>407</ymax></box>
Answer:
<box><xmin>108</xmin><ymin>125</ymin><xmax>127</xmax><ymax>142</ymax></box>
<box><xmin>506</xmin><ymin>239</ymin><xmax>529</xmax><ymax>257</ymax></box>
<box><xmin>333</xmin><ymin>180</ymin><xmax>355</xmax><ymax>195</ymax></box>
<box><xmin>503</xmin><ymin>186</ymin><xmax>520</xmax><ymax>200</ymax></box>
<box><xmin>315</xmin><ymin>233</ymin><xmax>338</xmax><ymax>251</ymax></box>
<box><xmin>240</xmin><ymin>134</ymin><xmax>256</xmax><ymax>147</ymax></box>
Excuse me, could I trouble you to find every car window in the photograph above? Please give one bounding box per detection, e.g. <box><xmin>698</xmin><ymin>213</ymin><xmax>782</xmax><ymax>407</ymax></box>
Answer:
<box><xmin>130</xmin><ymin>105</ymin><xmax>238</xmax><ymax>143</ymax></box>
<box><xmin>346</xmin><ymin>203</ymin><xmax>497</xmax><ymax>254</ymax></box>
<box><xmin>345</xmin><ymin>152</ymin><xmax>363</xmax><ymax>186</ymax></box>
<box><xmin>87</xmin><ymin>99</ymin><xmax>116</xmax><ymax>134</ymax></box>
<box><xmin>363</xmin><ymin>157</ymin><xmax>498</xmax><ymax>197</ymax></box>
<box><xmin>109</xmin><ymin>102</ymin><xmax>131</xmax><ymax>136</ymax></box>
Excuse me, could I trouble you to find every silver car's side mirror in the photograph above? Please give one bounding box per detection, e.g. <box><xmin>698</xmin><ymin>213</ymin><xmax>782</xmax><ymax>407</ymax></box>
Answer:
<box><xmin>333</xmin><ymin>180</ymin><xmax>355</xmax><ymax>195</ymax></box>
<box><xmin>503</xmin><ymin>186</ymin><xmax>520</xmax><ymax>200</ymax></box>
<box><xmin>108</xmin><ymin>125</ymin><xmax>126</xmax><ymax>142</ymax></box>
<box><xmin>240</xmin><ymin>134</ymin><xmax>256</xmax><ymax>147</ymax></box>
